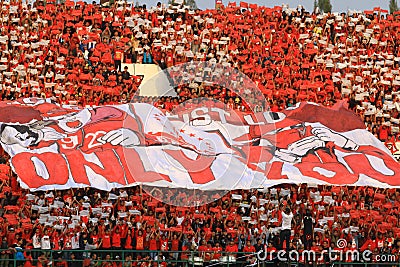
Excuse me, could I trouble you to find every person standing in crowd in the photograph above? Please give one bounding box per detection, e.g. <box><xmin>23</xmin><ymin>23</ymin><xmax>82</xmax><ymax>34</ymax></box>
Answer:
<box><xmin>303</xmin><ymin>209</ymin><xmax>314</xmax><ymax>250</ymax></box>
<box><xmin>243</xmin><ymin>240</ymin><xmax>256</xmax><ymax>265</ymax></box>
<box><xmin>0</xmin><ymin>237</ymin><xmax>9</xmax><ymax>267</ymax></box>
<box><xmin>142</xmin><ymin>50</ymin><xmax>153</xmax><ymax>64</ymax></box>
<box><xmin>71</xmin><ymin>231</ymin><xmax>80</xmax><ymax>259</ymax></box>
<box><xmin>378</xmin><ymin>123</ymin><xmax>391</xmax><ymax>142</ymax></box>
<box><xmin>280</xmin><ymin>205</ymin><xmax>293</xmax><ymax>252</ymax></box>
<box><xmin>37</xmin><ymin>253</ymin><xmax>49</xmax><ymax>267</ymax></box>
<box><xmin>32</xmin><ymin>229</ymin><xmax>41</xmax><ymax>261</ymax></box>
<box><xmin>134</xmin><ymin>229</ymin><xmax>145</xmax><ymax>260</ymax></box>
<box><xmin>148</xmin><ymin>231</ymin><xmax>159</xmax><ymax>260</ymax></box>
<box><xmin>114</xmin><ymin>47</ymin><xmax>123</xmax><ymax>72</ymax></box>
<box><xmin>24</xmin><ymin>251</ymin><xmax>34</xmax><ymax>267</ymax></box>
<box><xmin>40</xmin><ymin>229</ymin><xmax>51</xmax><ymax>257</ymax></box>
<box><xmin>12</xmin><ymin>240</ymin><xmax>24</xmax><ymax>267</ymax></box>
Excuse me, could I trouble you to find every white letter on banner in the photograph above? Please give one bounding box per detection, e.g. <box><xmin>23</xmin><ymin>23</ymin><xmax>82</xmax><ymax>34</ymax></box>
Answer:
<box><xmin>191</xmin><ymin>108</ymin><xmax>211</xmax><ymax>125</ymax></box>
<box><xmin>182</xmin><ymin>113</ymin><xmax>190</xmax><ymax>123</ymax></box>
<box><xmin>244</xmin><ymin>114</ymin><xmax>265</xmax><ymax>125</ymax></box>
<box><xmin>210</xmin><ymin>107</ymin><xmax>230</xmax><ymax>124</ymax></box>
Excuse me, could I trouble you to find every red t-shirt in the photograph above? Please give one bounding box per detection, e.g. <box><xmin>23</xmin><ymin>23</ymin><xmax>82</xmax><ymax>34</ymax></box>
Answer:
<box><xmin>112</xmin><ymin>233</ymin><xmax>121</xmax><ymax>248</ymax></box>
<box><xmin>198</xmin><ymin>245</ymin><xmax>207</xmax><ymax>253</ymax></box>
<box><xmin>226</xmin><ymin>244</ymin><xmax>238</xmax><ymax>253</ymax></box>
<box><xmin>149</xmin><ymin>238</ymin><xmax>158</xmax><ymax>250</ymax></box>
<box><xmin>181</xmin><ymin>246</ymin><xmax>190</xmax><ymax>260</ymax></box>
<box><xmin>24</xmin><ymin>256</ymin><xmax>34</xmax><ymax>267</ymax></box>
<box><xmin>243</xmin><ymin>245</ymin><xmax>256</xmax><ymax>254</ymax></box>
<box><xmin>7</xmin><ymin>232</ymin><xmax>16</xmax><ymax>246</ymax></box>
<box><xmin>102</xmin><ymin>234</ymin><xmax>111</xmax><ymax>248</ymax></box>
<box><xmin>115</xmin><ymin>50</ymin><xmax>123</xmax><ymax>61</ymax></box>
<box><xmin>125</xmin><ymin>235</ymin><xmax>132</xmax><ymax>249</ymax></box>
<box><xmin>171</xmin><ymin>239</ymin><xmax>179</xmax><ymax>251</ymax></box>
<box><xmin>136</xmin><ymin>236</ymin><xmax>144</xmax><ymax>250</ymax></box>
<box><xmin>205</xmin><ymin>247</ymin><xmax>213</xmax><ymax>261</ymax></box>
<box><xmin>213</xmin><ymin>247</ymin><xmax>222</xmax><ymax>259</ymax></box>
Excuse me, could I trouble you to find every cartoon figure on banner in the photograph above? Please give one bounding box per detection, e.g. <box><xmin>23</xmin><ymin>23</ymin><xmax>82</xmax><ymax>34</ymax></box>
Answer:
<box><xmin>0</xmin><ymin>104</ymin><xmax>237</xmax><ymax>189</ymax></box>
<box><xmin>0</xmin><ymin>104</ymin><xmax>180</xmax><ymax>188</ymax></box>
<box><xmin>0</xmin><ymin>107</ymin><xmax>143</xmax><ymax>153</ymax></box>
<box><xmin>189</xmin><ymin>110</ymin><xmax>400</xmax><ymax>185</ymax></box>
<box><xmin>0</xmin><ymin>104</ymin><xmax>215</xmax><ymax>155</ymax></box>
<box><xmin>258</xmin><ymin>117</ymin><xmax>400</xmax><ymax>185</ymax></box>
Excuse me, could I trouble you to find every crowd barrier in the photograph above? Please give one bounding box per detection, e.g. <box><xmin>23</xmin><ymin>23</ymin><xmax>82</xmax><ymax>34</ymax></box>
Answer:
<box><xmin>1</xmin><ymin>249</ymin><xmax>400</xmax><ymax>267</ymax></box>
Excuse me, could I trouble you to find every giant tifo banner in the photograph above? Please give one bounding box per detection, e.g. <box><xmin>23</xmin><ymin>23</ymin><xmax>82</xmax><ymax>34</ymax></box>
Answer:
<box><xmin>0</xmin><ymin>98</ymin><xmax>399</xmax><ymax>191</ymax></box>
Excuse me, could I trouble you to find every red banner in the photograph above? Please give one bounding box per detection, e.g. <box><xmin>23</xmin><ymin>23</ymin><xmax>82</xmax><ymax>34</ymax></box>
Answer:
<box><xmin>0</xmin><ymin>99</ymin><xmax>398</xmax><ymax>191</ymax></box>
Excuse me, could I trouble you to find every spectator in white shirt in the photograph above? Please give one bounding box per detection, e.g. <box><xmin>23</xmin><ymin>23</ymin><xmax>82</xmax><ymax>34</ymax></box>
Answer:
<box><xmin>280</xmin><ymin>206</ymin><xmax>293</xmax><ymax>252</ymax></box>
<box><xmin>40</xmin><ymin>229</ymin><xmax>51</xmax><ymax>257</ymax></box>
<box><xmin>32</xmin><ymin>229</ymin><xmax>41</xmax><ymax>259</ymax></box>
<box><xmin>71</xmin><ymin>232</ymin><xmax>80</xmax><ymax>250</ymax></box>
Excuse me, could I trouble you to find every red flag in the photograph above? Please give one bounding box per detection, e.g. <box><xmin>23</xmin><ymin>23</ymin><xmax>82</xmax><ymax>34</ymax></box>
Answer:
<box><xmin>249</xmin><ymin>3</ymin><xmax>258</xmax><ymax>9</ymax></box>
<box><xmin>240</xmin><ymin>1</ymin><xmax>248</xmax><ymax>8</ymax></box>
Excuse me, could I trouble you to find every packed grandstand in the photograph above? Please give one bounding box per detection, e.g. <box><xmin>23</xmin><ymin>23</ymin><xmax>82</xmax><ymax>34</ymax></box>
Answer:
<box><xmin>0</xmin><ymin>0</ymin><xmax>398</xmax><ymax>266</ymax></box>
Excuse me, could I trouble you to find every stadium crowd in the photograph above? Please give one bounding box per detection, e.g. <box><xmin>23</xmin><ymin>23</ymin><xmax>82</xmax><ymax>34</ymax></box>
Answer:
<box><xmin>0</xmin><ymin>0</ymin><xmax>398</xmax><ymax>266</ymax></box>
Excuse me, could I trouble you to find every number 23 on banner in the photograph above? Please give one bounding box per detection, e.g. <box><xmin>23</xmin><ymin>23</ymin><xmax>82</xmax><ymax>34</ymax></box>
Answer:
<box><xmin>60</xmin><ymin>131</ymin><xmax>107</xmax><ymax>150</ymax></box>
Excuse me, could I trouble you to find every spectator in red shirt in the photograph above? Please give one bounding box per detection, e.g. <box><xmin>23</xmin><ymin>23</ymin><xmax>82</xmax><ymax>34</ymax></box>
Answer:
<box><xmin>112</xmin><ymin>227</ymin><xmax>122</xmax><ymax>250</ymax></box>
<box><xmin>125</xmin><ymin>229</ymin><xmax>133</xmax><ymax>250</ymax></box>
<box><xmin>225</xmin><ymin>240</ymin><xmax>238</xmax><ymax>257</ymax></box>
<box><xmin>133</xmin><ymin>229</ymin><xmax>145</xmax><ymax>261</ymax></box>
<box><xmin>243</xmin><ymin>240</ymin><xmax>256</xmax><ymax>264</ymax></box>
<box><xmin>198</xmin><ymin>240</ymin><xmax>208</xmax><ymax>260</ymax></box>
<box><xmin>170</xmin><ymin>233</ymin><xmax>181</xmax><ymax>260</ymax></box>
<box><xmin>210</xmin><ymin>242</ymin><xmax>221</xmax><ymax>261</ymax></box>
<box><xmin>23</xmin><ymin>251</ymin><xmax>34</xmax><ymax>267</ymax></box>
<box><xmin>159</xmin><ymin>233</ymin><xmax>169</xmax><ymax>252</ymax></box>
<box><xmin>148</xmin><ymin>231</ymin><xmax>159</xmax><ymax>260</ymax></box>
<box><xmin>101</xmin><ymin>229</ymin><xmax>111</xmax><ymax>250</ymax></box>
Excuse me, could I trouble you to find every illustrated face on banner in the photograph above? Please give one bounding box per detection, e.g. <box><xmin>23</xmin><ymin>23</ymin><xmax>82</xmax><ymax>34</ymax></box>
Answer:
<box><xmin>47</xmin><ymin>109</ymin><xmax>92</xmax><ymax>133</ymax></box>
<box><xmin>0</xmin><ymin>108</ymin><xmax>113</xmax><ymax>150</ymax></box>
<box><xmin>0</xmin><ymin>119</ymin><xmax>72</xmax><ymax>149</ymax></box>
<box><xmin>0</xmin><ymin>124</ymin><xmax>41</xmax><ymax>147</ymax></box>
